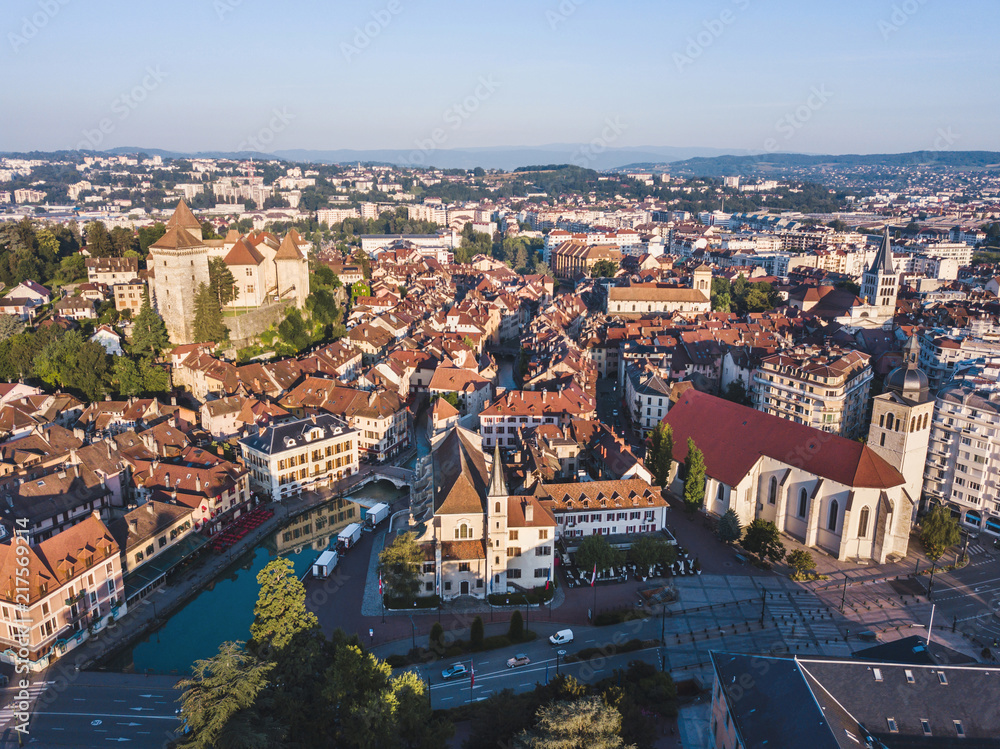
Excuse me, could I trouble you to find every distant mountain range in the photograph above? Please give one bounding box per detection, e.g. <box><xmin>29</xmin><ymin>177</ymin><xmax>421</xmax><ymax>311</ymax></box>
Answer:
<box><xmin>5</xmin><ymin>146</ymin><xmax>1000</xmax><ymax>175</ymax></box>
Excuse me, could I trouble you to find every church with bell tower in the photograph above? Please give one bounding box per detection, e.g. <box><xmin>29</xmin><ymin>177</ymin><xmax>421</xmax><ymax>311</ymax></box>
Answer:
<box><xmin>867</xmin><ymin>335</ymin><xmax>933</xmax><ymax>523</ymax></box>
<box><xmin>860</xmin><ymin>228</ymin><xmax>899</xmax><ymax>326</ymax></box>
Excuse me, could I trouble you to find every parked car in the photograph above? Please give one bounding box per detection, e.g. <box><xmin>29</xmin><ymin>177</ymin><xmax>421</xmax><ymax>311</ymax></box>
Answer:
<box><xmin>549</xmin><ymin>629</ymin><xmax>574</xmax><ymax>646</ymax></box>
<box><xmin>506</xmin><ymin>654</ymin><xmax>530</xmax><ymax>668</ymax></box>
<box><xmin>441</xmin><ymin>663</ymin><xmax>468</xmax><ymax>680</ymax></box>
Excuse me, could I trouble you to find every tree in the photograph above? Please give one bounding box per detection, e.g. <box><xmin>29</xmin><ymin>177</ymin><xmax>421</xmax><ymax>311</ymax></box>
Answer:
<box><xmin>138</xmin><ymin>222</ymin><xmax>167</xmax><ymax>252</ymax></box>
<box><xmin>193</xmin><ymin>282</ymin><xmax>228</xmax><ymax>343</ymax></box>
<box><xmin>710</xmin><ymin>277</ymin><xmax>732</xmax><ymax>312</ymax></box>
<box><xmin>470</xmin><ymin>616</ymin><xmax>484</xmax><ymax>650</ymax></box>
<box><xmin>109</xmin><ymin>226</ymin><xmax>138</xmax><ymax>256</ymax></box>
<box><xmin>742</xmin><ymin>519</ymin><xmax>786</xmax><ymax>565</ymax></box>
<box><xmin>390</xmin><ymin>670</ymin><xmax>454</xmax><ymax>749</ymax></box>
<box><xmin>574</xmin><ymin>534</ymin><xmax>622</xmax><ymax>577</ymax></box>
<box><xmin>130</xmin><ymin>297</ymin><xmax>169</xmax><ymax>357</ymax></box>
<box><xmin>590</xmin><ymin>259</ymin><xmax>618</xmax><ymax>278</ymax></box>
<box><xmin>647</xmin><ymin>422</ymin><xmax>673</xmax><ymax>487</ymax></box>
<box><xmin>429</xmin><ymin>622</ymin><xmax>445</xmax><ymax>654</ymax></box>
<box><xmin>208</xmin><ymin>256</ymin><xmax>239</xmax><ymax>307</ymax></box>
<box><xmin>787</xmin><ymin>549</ymin><xmax>815</xmax><ymax>577</ymax></box>
<box><xmin>112</xmin><ymin>356</ymin><xmax>144</xmax><ymax>397</ymax></box>
<box><xmin>140</xmin><ymin>356</ymin><xmax>170</xmax><ymax>394</ymax></box>
<box><xmin>627</xmin><ymin>535</ymin><xmax>669</xmax><ymax>576</ymax></box>
<box><xmin>920</xmin><ymin>504</ymin><xmax>961</xmax><ymax>563</ymax></box>
<box><xmin>682</xmin><ymin>438</ymin><xmax>706</xmax><ymax>513</ymax></box>
<box><xmin>84</xmin><ymin>221</ymin><xmax>113</xmax><ymax>257</ymax></box>
<box><xmin>0</xmin><ymin>315</ymin><xmax>23</xmax><ymax>343</ymax></box>
<box><xmin>508</xmin><ymin>610</ymin><xmax>524</xmax><ymax>641</ymax></box>
<box><xmin>277</xmin><ymin>308</ymin><xmax>312</xmax><ymax>352</ymax></box>
<box><xmin>722</xmin><ymin>380</ymin><xmax>752</xmax><ymax>407</ymax></box>
<box><xmin>515</xmin><ymin>696</ymin><xmax>635</xmax><ymax>749</ymax></box>
<box><xmin>379</xmin><ymin>532</ymin><xmax>423</xmax><ymax>605</ymax></box>
<box><xmin>250</xmin><ymin>558</ymin><xmax>319</xmax><ymax>655</ymax></box>
<box><xmin>176</xmin><ymin>640</ymin><xmax>283</xmax><ymax>749</ymax></box>
<box><xmin>718</xmin><ymin>508</ymin><xmax>742</xmax><ymax>544</ymax></box>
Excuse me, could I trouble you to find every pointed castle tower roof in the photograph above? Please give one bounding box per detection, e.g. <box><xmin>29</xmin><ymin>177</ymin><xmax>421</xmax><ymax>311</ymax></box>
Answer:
<box><xmin>274</xmin><ymin>232</ymin><xmax>304</xmax><ymax>261</ymax></box>
<box><xmin>487</xmin><ymin>442</ymin><xmax>508</xmax><ymax>498</ymax></box>
<box><xmin>166</xmin><ymin>199</ymin><xmax>202</xmax><ymax>232</ymax></box>
<box><xmin>869</xmin><ymin>227</ymin><xmax>895</xmax><ymax>275</ymax></box>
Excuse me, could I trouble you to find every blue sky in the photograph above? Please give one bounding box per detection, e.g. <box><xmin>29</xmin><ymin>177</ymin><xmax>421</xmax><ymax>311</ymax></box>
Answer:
<box><xmin>2</xmin><ymin>0</ymin><xmax>998</xmax><ymax>155</ymax></box>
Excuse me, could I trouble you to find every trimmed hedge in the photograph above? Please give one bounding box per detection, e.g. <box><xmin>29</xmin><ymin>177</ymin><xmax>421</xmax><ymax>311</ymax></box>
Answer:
<box><xmin>488</xmin><ymin>584</ymin><xmax>555</xmax><ymax>606</ymax></box>
<box><xmin>563</xmin><ymin>638</ymin><xmax>650</xmax><ymax>664</ymax></box>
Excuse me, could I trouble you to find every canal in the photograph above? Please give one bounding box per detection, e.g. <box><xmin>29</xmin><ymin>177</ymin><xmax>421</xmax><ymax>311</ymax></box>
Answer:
<box><xmin>104</xmin><ymin>481</ymin><xmax>406</xmax><ymax>675</ymax></box>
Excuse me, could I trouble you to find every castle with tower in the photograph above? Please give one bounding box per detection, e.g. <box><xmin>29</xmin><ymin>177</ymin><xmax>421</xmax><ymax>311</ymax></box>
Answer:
<box><xmin>148</xmin><ymin>200</ymin><xmax>310</xmax><ymax>344</ymax></box>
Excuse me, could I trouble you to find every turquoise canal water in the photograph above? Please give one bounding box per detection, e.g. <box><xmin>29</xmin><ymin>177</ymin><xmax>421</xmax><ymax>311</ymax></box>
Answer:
<box><xmin>105</xmin><ymin>481</ymin><xmax>405</xmax><ymax>675</ymax></box>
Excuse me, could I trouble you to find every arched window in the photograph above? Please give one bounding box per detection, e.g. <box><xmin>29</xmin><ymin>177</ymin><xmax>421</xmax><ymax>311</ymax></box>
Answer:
<box><xmin>828</xmin><ymin>500</ymin><xmax>839</xmax><ymax>531</ymax></box>
<box><xmin>717</xmin><ymin>483</ymin><xmax>726</xmax><ymax>503</ymax></box>
<box><xmin>858</xmin><ymin>506</ymin><xmax>870</xmax><ymax>538</ymax></box>
<box><xmin>910</xmin><ymin>418</ymin><xmax>916</xmax><ymax>432</ymax></box>
<box><xmin>768</xmin><ymin>476</ymin><xmax>777</xmax><ymax>505</ymax></box>
<box><xmin>494</xmin><ymin>502</ymin><xmax>501</xmax><ymax>513</ymax></box>
<box><xmin>455</xmin><ymin>523</ymin><xmax>471</xmax><ymax>539</ymax></box>
<box><xmin>922</xmin><ymin>413</ymin><xmax>929</xmax><ymax>430</ymax></box>
<box><xmin>885</xmin><ymin>413</ymin><xmax>894</xmax><ymax>431</ymax></box>
<box><xmin>798</xmin><ymin>489</ymin><xmax>808</xmax><ymax>518</ymax></box>
<box><xmin>879</xmin><ymin>413</ymin><xmax>885</xmax><ymax>428</ymax></box>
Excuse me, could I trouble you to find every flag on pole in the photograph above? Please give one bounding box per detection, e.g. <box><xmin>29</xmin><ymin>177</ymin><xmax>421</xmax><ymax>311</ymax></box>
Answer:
<box><xmin>545</xmin><ymin>579</ymin><xmax>550</xmax><ymax>591</ymax></box>
<box><xmin>470</xmin><ymin>659</ymin><xmax>475</xmax><ymax>688</ymax></box>
<box><xmin>378</xmin><ymin>573</ymin><xmax>383</xmax><ymax>596</ymax></box>
<box><xmin>590</xmin><ymin>563</ymin><xmax>597</xmax><ymax>586</ymax></box>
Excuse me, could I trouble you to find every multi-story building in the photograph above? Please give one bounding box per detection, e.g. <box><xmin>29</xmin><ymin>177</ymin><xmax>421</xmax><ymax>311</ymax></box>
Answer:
<box><xmin>923</xmin><ymin>379</ymin><xmax>1000</xmax><ymax>537</ymax></box>
<box><xmin>918</xmin><ymin>332</ymin><xmax>1000</xmax><ymax>392</ymax></box>
<box><xmin>113</xmin><ymin>279</ymin><xmax>147</xmax><ymax>314</ymax></box>
<box><xmin>239</xmin><ymin>414</ymin><xmax>359</xmax><ymax>500</ymax></box>
<box><xmin>0</xmin><ymin>513</ymin><xmax>126</xmax><ymax>671</ymax></box>
<box><xmin>85</xmin><ymin>257</ymin><xmax>139</xmax><ymax>286</ymax></box>
<box><xmin>623</xmin><ymin>364</ymin><xmax>673</xmax><ymax>439</ymax></box>
<box><xmin>752</xmin><ymin>346</ymin><xmax>873</xmax><ymax>439</ymax></box>
<box><xmin>278</xmin><ymin>379</ymin><xmax>410</xmax><ymax>461</ymax></box>
<box><xmin>411</xmin><ymin>428</ymin><xmax>556</xmax><ymax>599</ymax></box>
<box><xmin>549</xmin><ymin>241</ymin><xmax>622</xmax><ymax>281</ymax></box>
<box><xmin>479</xmin><ymin>385</ymin><xmax>597</xmax><ymax>450</ymax></box>
<box><xmin>533</xmin><ymin>478</ymin><xmax>669</xmax><ymax>541</ymax></box>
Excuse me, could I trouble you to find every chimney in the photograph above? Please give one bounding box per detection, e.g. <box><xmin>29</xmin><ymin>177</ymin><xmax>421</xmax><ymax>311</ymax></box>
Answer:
<box><xmin>165</xmin><ymin>472</ymin><xmax>170</xmax><ymax>487</ymax></box>
<box><xmin>146</xmin><ymin>502</ymin><xmax>154</xmax><ymax>515</ymax></box>
<box><xmin>196</xmin><ymin>475</ymin><xmax>201</xmax><ymax>492</ymax></box>
<box><xmin>258</xmin><ymin>426</ymin><xmax>266</xmax><ymax>437</ymax></box>
<box><xmin>91</xmin><ymin>509</ymin><xmax>101</xmax><ymax>521</ymax></box>
<box><xmin>128</xmin><ymin>519</ymin><xmax>138</xmax><ymax>533</ymax></box>
<box><xmin>74</xmin><ymin>464</ymin><xmax>80</xmax><ymax>477</ymax></box>
<box><xmin>524</xmin><ymin>500</ymin><xmax>533</xmax><ymax>522</ymax></box>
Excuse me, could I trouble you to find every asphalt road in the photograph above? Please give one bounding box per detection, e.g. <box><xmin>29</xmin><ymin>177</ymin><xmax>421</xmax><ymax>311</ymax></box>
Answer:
<box><xmin>808</xmin><ymin>540</ymin><xmax>1000</xmax><ymax>651</ymax></box>
<box><xmin>4</xmin><ymin>673</ymin><xmax>182</xmax><ymax>748</ymax></box>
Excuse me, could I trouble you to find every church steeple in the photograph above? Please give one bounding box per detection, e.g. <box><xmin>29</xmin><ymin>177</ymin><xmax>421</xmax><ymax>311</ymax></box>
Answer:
<box><xmin>870</xmin><ymin>227</ymin><xmax>895</xmax><ymax>275</ymax></box>
<box><xmin>487</xmin><ymin>442</ymin><xmax>508</xmax><ymax>498</ymax></box>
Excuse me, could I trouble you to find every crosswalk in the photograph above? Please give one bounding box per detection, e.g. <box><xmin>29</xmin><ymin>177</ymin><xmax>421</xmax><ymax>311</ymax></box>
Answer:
<box><xmin>0</xmin><ymin>680</ymin><xmax>53</xmax><ymax>728</ymax></box>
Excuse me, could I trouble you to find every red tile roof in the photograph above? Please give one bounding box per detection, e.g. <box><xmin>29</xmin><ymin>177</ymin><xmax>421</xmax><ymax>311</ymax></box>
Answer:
<box><xmin>665</xmin><ymin>390</ymin><xmax>904</xmax><ymax>490</ymax></box>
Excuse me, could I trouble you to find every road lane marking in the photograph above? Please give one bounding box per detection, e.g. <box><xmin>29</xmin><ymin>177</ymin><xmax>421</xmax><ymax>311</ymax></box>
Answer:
<box><xmin>34</xmin><ymin>712</ymin><xmax>177</xmax><ymax>721</ymax></box>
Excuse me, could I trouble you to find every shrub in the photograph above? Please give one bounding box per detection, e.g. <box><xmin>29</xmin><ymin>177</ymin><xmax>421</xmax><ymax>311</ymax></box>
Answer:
<box><xmin>429</xmin><ymin>622</ymin><xmax>444</xmax><ymax>654</ymax></box>
<box><xmin>470</xmin><ymin>616</ymin><xmax>484</xmax><ymax>650</ymax></box>
<box><xmin>386</xmin><ymin>654</ymin><xmax>408</xmax><ymax>668</ymax></box>
<box><xmin>508</xmin><ymin>609</ymin><xmax>524</xmax><ymax>641</ymax></box>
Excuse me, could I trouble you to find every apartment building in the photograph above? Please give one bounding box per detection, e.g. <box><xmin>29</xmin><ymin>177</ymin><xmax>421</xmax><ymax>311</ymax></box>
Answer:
<box><xmin>923</xmin><ymin>382</ymin><xmax>1000</xmax><ymax>537</ymax></box>
<box><xmin>479</xmin><ymin>385</ymin><xmax>597</xmax><ymax>450</ymax></box>
<box><xmin>752</xmin><ymin>347</ymin><xmax>873</xmax><ymax>439</ymax></box>
<box><xmin>239</xmin><ymin>414</ymin><xmax>359</xmax><ymax>500</ymax></box>
<box><xmin>623</xmin><ymin>364</ymin><xmax>673</xmax><ymax>439</ymax></box>
<box><xmin>918</xmin><ymin>332</ymin><xmax>1000</xmax><ymax>391</ymax></box>
<box><xmin>0</xmin><ymin>513</ymin><xmax>126</xmax><ymax>671</ymax></box>
<box><xmin>549</xmin><ymin>241</ymin><xmax>622</xmax><ymax>280</ymax></box>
